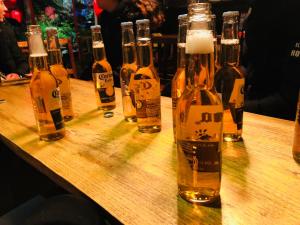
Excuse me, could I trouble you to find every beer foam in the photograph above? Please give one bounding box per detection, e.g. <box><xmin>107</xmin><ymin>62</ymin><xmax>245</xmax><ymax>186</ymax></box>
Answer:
<box><xmin>93</xmin><ymin>41</ymin><xmax>104</xmax><ymax>48</ymax></box>
<box><xmin>221</xmin><ymin>39</ymin><xmax>239</xmax><ymax>45</ymax></box>
<box><xmin>30</xmin><ymin>53</ymin><xmax>48</xmax><ymax>57</ymax></box>
<box><xmin>186</xmin><ymin>30</ymin><xmax>214</xmax><ymax>54</ymax></box>
<box><xmin>28</xmin><ymin>34</ymin><xmax>47</xmax><ymax>55</ymax></box>
<box><xmin>177</xmin><ymin>43</ymin><xmax>186</xmax><ymax>48</ymax></box>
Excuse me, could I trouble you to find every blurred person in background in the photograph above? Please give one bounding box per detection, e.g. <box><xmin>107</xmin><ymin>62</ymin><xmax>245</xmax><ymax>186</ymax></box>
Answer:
<box><xmin>243</xmin><ymin>0</ymin><xmax>300</xmax><ymax>120</ymax></box>
<box><xmin>0</xmin><ymin>0</ymin><xmax>29</xmax><ymax>80</ymax></box>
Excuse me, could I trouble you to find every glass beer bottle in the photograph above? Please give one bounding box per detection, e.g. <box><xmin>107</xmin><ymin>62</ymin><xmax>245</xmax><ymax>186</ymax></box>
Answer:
<box><xmin>46</xmin><ymin>27</ymin><xmax>74</xmax><ymax>121</ymax></box>
<box><xmin>176</xmin><ymin>11</ymin><xmax>223</xmax><ymax>204</ymax></box>
<box><xmin>134</xmin><ymin>19</ymin><xmax>161</xmax><ymax>133</ymax></box>
<box><xmin>293</xmin><ymin>91</ymin><xmax>300</xmax><ymax>163</ymax></box>
<box><xmin>120</xmin><ymin>22</ymin><xmax>137</xmax><ymax>122</ymax></box>
<box><xmin>27</xmin><ymin>25</ymin><xmax>65</xmax><ymax>141</ymax></box>
<box><xmin>215</xmin><ymin>11</ymin><xmax>244</xmax><ymax>142</ymax></box>
<box><xmin>91</xmin><ymin>25</ymin><xmax>116</xmax><ymax>117</ymax></box>
<box><xmin>172</xmin><ymin>14</ymin><xmax>187</xmax><ymax>142</ymax></box>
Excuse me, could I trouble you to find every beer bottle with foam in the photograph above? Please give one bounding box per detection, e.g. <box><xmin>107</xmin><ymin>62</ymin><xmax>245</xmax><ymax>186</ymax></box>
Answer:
<box><xmin>27</xmin><ymin>25</ymin><xmax>65</xmax><ymax>141</ymax></box>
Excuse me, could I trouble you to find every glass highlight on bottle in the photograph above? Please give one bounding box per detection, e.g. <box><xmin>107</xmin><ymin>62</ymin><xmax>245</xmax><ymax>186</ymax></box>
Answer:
<box><xmin>120</xmin><ymin>22</ymin><xmax>137</xmax><ymax>122</ymax></box>
<box><xmin>134</xmin><ymin>19</ymin><xmax>161</xmax><ymax>133</ymax></box>
<box><xmin>215</xmin><ymin>11</ymin><xmax>244</xmax><ymax>142</ymax></box>
<box><xmin>293</xmin><ymin>91</ymin><xmax>300</xmax><ymax>163</ymax></box>
<box><xmin>176</xmin><ymin>10</ymin><xmax>223</xmax><ymax>204</ymax></box>
<box><xmin>172</xmin><ymin>14</ymin><xmax>187</xmax><ymax>142</ymax></box>
<box><xmin>27</xmin><ymin>25</ymin><xmax>65</xmax><ymax>141</ymax></box>
<box><xmin>46</xmin><ymin>27</ymin><xmax>74</xmax><ymax>121</ymax></box>
<box><xmin>91</xmin><ymin>25</ymin><xmax>116</xmax><ymax>117</ymax></box>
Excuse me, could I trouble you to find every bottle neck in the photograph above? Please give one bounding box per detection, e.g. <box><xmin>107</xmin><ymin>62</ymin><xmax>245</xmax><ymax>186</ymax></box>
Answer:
<box><xmin>92</xmin><ymin>41</ymin><xmax>107</xmax><ymax>62</ymax></box>
<box><xmin>137</xmin><ymin>38</ymin><xmax>153</xmax><ymax>67</ymax></box>
<box><xmin>122</xmin><ymin>27</ymin><xmax>137</xmax><ymax>64</ymax></box>
<box><xmin>122</xmin><ymin>42</ymin><xmax>137</xmax><ymax>64</ymax></box>
<box><xmin>47</xmin><ymin>35</ymin><xmax>63</xmax><ymax>65</ymax></box>
<box><xmin>221</xmin><ymin>19</ymin><xmax>240</xmax><ymax>66</ymax></box>
<box><xmin>31</xmin><ymin>55</ymin><xmax>49</xmax><ymax>71</ymax></box>
<box><xmin>185</xmin><ymin>30</ymin><xmax>215</xmax><ymax>90</ymax></box>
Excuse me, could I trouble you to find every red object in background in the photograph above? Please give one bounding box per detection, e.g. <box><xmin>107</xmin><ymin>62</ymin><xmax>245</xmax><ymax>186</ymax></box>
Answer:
<box><xmin>10</xmin><ymin>9</ymin><xmax>22</xmax><ymax>23</ymax></box>
<box><xmin>4</xmin><ymin>0</ymin><xmax>23</xmax><ymax>23</ymax></box>
<box><xmin>4</xmin><ymin>0</ymin><xmax>17</xmax><ymax>9</ymax></box>
<box><xmin>93</xmin><ymin>0</ymin><xmax>102</xmax><ymax>17</ymax></box>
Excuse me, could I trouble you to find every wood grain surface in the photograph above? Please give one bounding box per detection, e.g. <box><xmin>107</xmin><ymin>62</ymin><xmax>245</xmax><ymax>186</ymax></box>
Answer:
<box><xmin>0</xmin><ymin>79</ymin><xmax>299</xmax><ymax>225</ymax></box>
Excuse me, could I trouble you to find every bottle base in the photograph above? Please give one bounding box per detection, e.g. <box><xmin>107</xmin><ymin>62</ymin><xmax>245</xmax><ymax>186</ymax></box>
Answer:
<box><xmin>223</xmin><ymin>133</ymin><xmax>242</xmax><ymax>142</ymax></box>
<box><xmin>138</xmin><ymin>125</ymin><xmax>161</xmax><ymax>133</ymax></box>
<box><xmin>125</xmin><ymin>116</ymin><xmax>137</xmax><ymax>122</ymax></box>
<box><xmin>293</xmin><ymin>152</ymin><xmax>300</xmax><ymax>164</ymax></box>
<box><xmin>178</xmin><ymin>188</ymin><xmax>220</xmax><ymax>205</ymax></box>
<box><xmin>63</xmin><ymin>115</ymin><xmax>74</xmax><ymax>122</ymax></box>
<box><xmin>40</xmin><ymin>131</ymin><xmax>65</xmax><ymax>142</ymax></box>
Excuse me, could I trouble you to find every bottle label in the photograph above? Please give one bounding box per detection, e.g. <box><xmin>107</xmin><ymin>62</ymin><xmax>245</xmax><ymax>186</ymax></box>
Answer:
<box><xmin>229</xmin><ymin>78</ymin><xmax>245</xmax><ymax>108</ymax></box>
<box><xmin>178</xmin><ymin>105</ymin><xmax>223</xmax><ymax>172</ymax></box>
<box><xmin>49</xmin><ymin>87</ymin><xmax>64</xmax><ymax>130</ymax></box>
<box><xmin>135</xmin><ymin>79</ymin><xmax>161</xmax><ymax>118</ymax></box>
<box><xmin>94</xmin><ymin>72</ymin><xmax>115</xmax><ymax>103</ymax></box>
<box><xmin>50</xmin><ymin>108</ymin><xmax>64</xmax><ymax>130</ymax></box>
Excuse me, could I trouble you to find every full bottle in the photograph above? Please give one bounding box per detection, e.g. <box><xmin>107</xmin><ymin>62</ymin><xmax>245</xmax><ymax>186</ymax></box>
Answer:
<box><xmin>91</xmin><ymin>25</ymin><xmax>116</xmax><ymax>117</ymax></box>
<box><xmin>46</xmin><ymin>27</ymin><xmax>74</xmax><ymax>121</ymax></box>
<box><xmin>176</xmin><ymin>9</ymin><xmax>223</xmax><ymax>204</ymax></box>
<box><xmin>120</xmin><ymin>22</ymin><xmax>137</xmax><ymax>122</ymax></box>
<box><xmin>293</xmin><ymin>91</ymin><xmax>300</xmax><ymax>163</ymax></box>
<box><xmin>134</xmin><ymin>19</ymin><xmax>161</xmax><ymax>133</ymax></box>
<box><xmin>215</xmin><ymin>11</ymin><xmax>244</xmax><ymax>142</ymax></box>
<box><xmin>27</xmin><ymin>25</ymin><xmax>65</xmax><ymax>141</ymax></box>
<box><xmin>171</xmin><ymin>14</ymin><xmax>187</xmax><ymax>142</ymax></box>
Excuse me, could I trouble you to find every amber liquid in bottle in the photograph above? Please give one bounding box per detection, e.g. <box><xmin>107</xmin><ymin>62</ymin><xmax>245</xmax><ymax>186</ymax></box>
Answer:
<box><xmin>135</xmin><ymin>37</ymin><xmax>161</xmax><ymax>133</ymax></box>
<box><xmin>177</xmin><ymin>29</ymin><xmax>223</xmax><ymax>204</ymax></box>
<box><xmin>172</xmin><ymin>43</ymin><xmax>186</xmax><ymax>142</ymax></box>
<box><xmin>30</xmin><ymin>55</ymin><xmax>65</xmax><ymax>141</ymax></box>
<box><xmin>293</xmin><ymin>91</ymin><xmax>300</xmax><ymax>163</ymax></box>
<box><xmin>215</xmin><ymin>12</ymin><xmax>244</xmax><ymax>142</ymax></box>
<box><xmin>120</xmin><ymin>22</ymin><xmax>137</xmax><ymax>122</ymax></box>
<box><xmin>48</xmin><ymin>49</ymin><xmax>74</xmax><ymax>121</ymax></box>
<box><xmin>92</xmin><ymin>41</ymin><xmax>116</xmax><ymax>115</ymax></box>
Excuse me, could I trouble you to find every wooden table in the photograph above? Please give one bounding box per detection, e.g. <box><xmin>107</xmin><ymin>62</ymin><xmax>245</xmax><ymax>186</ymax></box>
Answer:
<box><xmin>0</xmin><ymin>79</ymin><xmax>299</xmax><ymax>225</ymax></box>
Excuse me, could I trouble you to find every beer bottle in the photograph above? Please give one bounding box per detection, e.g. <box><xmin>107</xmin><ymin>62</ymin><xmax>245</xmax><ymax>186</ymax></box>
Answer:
<box><xmin>176</xmin><ymin>7</ymin><xmax>223</xmax><ymax>204</ymax></box>
<box><xmin>215</xmin><ymin>11</ymin><xmax>244</xmax><ymax>142</ymax></box>
<box><xmin>171</xmin><ymin>14</ymin><xmax>187</xmax><ymax>142</ymax></box>
<box><xmin>27</xmin><ymin>25</ymin><xmax>65</xmax><ymax>141</ymax></box>
<box><xmin>293</xmin><ymin>91</ymin><xmax>300</xmax><ymax>163</ymax></box>
<box><xmin>91</xmin><ymin>25</ymin><xmax>116</xmax><ymax>117</ymax></box>
<box><xmin>120</xmin><ymin>22</ymin><xmax>137</xmax><ymax>122</ymax></box>
<box><xmin>134</xmin><ymin>19</ymin><xmax>161</xmax><ymax>133</ymax></box>
<box><xmin>46</xmin><ymin>27</ymin><xmax>74</xmax><ymax>121</ymax></box>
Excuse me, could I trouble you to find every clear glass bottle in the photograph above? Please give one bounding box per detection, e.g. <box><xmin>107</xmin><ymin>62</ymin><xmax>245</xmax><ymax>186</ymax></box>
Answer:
<box><xmin>134</xmin><ymin>19</ymin><xmax>161</xmax><ymax>133</ymax></box>
<box><xmin>46</xmin><ymin>27</ymin><xmax>74</xmax><ymax>121</ymax></box>
<box><xmin>176</xmin><ymin>10</ymin><xmax>223</xmax><ymax>204</ymax></box>
<box><xmin>215</xmin><ymin>11</ymin><xmax>244</xmax><ymax>142</ymax></box>
<box><xmin>91</xmin><ymin>25</ymin><xmax>116</xmax><ymax>117</ymax></box>
<box><xmin>293</xmin><ymin>91</ymin><xmax>300</xmax><ymax>163</ymax></box>
<box><xmin>120</xmin><ymin>22</ymin><xmax>137</xmax><ymax>122</ymax></box>
<box><xmin>27</xmin><ymin>25</ymin><xmax>65</xmax><ymax>141</ymax></box>
<box><xmin>172</xmin><ymin>14</ymin><xmax>187</xmax><ymax>142</ymax></box>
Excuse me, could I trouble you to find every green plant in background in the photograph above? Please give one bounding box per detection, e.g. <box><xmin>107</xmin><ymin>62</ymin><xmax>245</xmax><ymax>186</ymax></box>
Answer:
<box><xmin>36</xmin><ymin>5</ymin><xmax>75</xmax><ymax>41</ymax></box>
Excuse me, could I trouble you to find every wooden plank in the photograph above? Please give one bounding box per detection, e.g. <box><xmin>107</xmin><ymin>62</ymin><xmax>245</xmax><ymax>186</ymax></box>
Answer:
<box><xmin>0</xmin><ymin>79</ymin><xmax>299</xmax><ymax>225</ymax></box>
